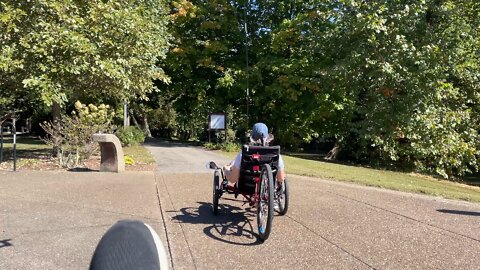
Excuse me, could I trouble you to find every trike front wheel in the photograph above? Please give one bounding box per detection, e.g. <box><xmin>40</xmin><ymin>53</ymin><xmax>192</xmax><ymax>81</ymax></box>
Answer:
<box><xmin>212</xmin><ymin>171</ymin><xmax>221</xmax><ymax>215</ymax></box>
<box><xmin>257</xmin><ymin>164</ymin><xmax>274</xmax><ymax>241</ymax></box>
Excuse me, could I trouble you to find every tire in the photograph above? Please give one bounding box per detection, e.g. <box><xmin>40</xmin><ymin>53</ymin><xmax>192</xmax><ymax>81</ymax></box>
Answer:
<box><xmin>257</xmin><ymin>164</ymin><xmax>274</xmax><ymax>241</ymax></box>
<box><xmin>212</xmin><ymin>171</ymin><xmax>220</xmax><ymax>215</ymax></box>
<box><xmin>276</xmin><ymin>179</ymin><xmax>289</xmax><ymax>215</ymax></box>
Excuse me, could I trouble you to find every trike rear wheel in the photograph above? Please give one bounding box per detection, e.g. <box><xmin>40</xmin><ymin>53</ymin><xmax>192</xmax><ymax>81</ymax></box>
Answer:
<box><xmin>257</xmin><ymin>164</ymin><xmax>274</xmax><ymax>241</ymax></box>
<box><xmin>276</xmin><ymin>178</ymin><xmax>289</xmax><ymax>215</ymax></box>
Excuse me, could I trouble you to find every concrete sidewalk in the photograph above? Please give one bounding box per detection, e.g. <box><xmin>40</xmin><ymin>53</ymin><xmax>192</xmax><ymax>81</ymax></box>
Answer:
<box><xmin>156</xmin><ymin>172</ymin><xmax>480</xmax><ymax>269</ymax></box>
<box><xmin>2</xmin><ymin>140</ymin><xmax>480</xmax><ymax>270</ymax></box>
<box><xmin>0</xmin><ymin>171</ymin><xmax>166</xmax><ymax>270</ymax></box>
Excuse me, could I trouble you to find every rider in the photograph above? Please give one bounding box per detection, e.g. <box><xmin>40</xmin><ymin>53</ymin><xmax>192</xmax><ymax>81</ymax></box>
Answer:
<box><xmin>223</xmin><ymin>122</ymin><xmax>286</xmax><ymax>190</ymax></box>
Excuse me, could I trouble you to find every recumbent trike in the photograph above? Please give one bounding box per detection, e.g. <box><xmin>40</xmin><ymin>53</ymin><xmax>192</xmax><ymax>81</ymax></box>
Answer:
<box><xmin>208</xmin><ymin>144</ymin><xmax>289</xmax><ymax>241</ymax></box>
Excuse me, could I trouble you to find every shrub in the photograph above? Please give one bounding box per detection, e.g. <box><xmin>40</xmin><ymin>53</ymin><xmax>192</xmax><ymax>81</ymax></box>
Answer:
<box><xmin>203</xmin><ymin>142</ymin><xmax>241</xmax><ymax>152</ymax></box>
<box><xmin>204</xmin><ymin>142</ymin><xmax>221</xmax><ymax>150</ymax></box>
<box><xmin>115</xmin><ymin>126</ymin><xmax>145</xmax><ymax>146</ymax></box>
<box><xmin>222</xmin><ymin>142</ymin><xmax>241</xmax><ymax>152</ymax></box>
<box><xmin>41</xmin><ymin>101</ymin><xmax>115</xmax><ymax>167</ymax></box>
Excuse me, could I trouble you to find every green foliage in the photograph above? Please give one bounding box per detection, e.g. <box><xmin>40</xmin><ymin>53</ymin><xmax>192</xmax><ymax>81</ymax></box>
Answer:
<box><xmin>203</xmin><ymin>142</ymin><xmax>220</xmax><ymax>150</ymax></box>
<box><xmin>222</xmin><ymin>142</ymin><xmax>241</xmax><ymax>153</ymax></box>
<box><xmin>0</xmin><ymin>0</ymin><xmax>170</xmax><ymax>110</ymax></box>
<box><xmin>158</xmin><ymin>0</ymin><xmax>247</xmax><ymax>140</ymax></box>
<box><xmin>3</xmin><ymin>0</ymin><xmax>479</xmax><ymax>178</ymax></box>
<box><xmin>115</xmin><ymin>126</ymin><xmax>146</xmax><ymax>147</ymax></box>
<box><xmin>41</xmin><ymin>101</ymin><xmax>115</xmax><ymax>166</ymax></box>
<box><xmin>321</xmin><ymin>0</ymin><xmax>480</xmax><ymax>178</ymax></box>
<box><xmin>204</xmin><ymin>142</ymin><xmax>240</xmax><ymax>152</ymax></box>
<box><xmin>161</xmin><ymin>0</ymin><xmax>480</xmax><ymax>178</ymax></box>
<box><xmin>134</xmin><ymin>94</ymin><xmax>178</xmax><ymax>138</ymax></box>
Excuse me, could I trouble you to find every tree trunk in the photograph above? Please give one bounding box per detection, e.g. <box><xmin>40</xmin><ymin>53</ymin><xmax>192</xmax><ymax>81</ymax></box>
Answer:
<box><xmin>52</xmin><ymin>102</ymin><xmax>62</xmax><ymax>122</ymax></box>
<box><xmin>52</xmin><ymin>102</ymin><xmax>62</xmax><ymax>157</ymax></box>
<box><xmin>142</xmin><ymin>114</ymin><xmax>152</xmax><ymax>138</ymax></box>
<box><xmin>325</xmin><ymin>142</ymin><xmax>341</xmax><ymax>161</ymax></box>
<box><xmin>129</xmin><ymin>110</ymin><xmax>141</xmax><ymax>129</ymax></box>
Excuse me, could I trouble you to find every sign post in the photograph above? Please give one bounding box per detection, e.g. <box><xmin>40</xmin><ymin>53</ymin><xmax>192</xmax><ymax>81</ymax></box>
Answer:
<box><xmin>0</xmin><ymin>121</ymin><xmax>3</xmax><ymax>163</ymax></box>
<box><xmin>123</xmin><ymin>101</ymin><xmax>130</xmax><ymax>127</ymax></box>
<box><xmin>208</xmin><ymin>113</ymin><xmax>227</xmax><ymax>143</ymax></box>
<box><xmin>12</xmin><ymin>117</ymin><xmax>16</xmax><ymax>172</ymax></box>
<box><xmin>0</xmin><ymin>117</ymin><xmax>18</xmax><ymax>171</ymax></box>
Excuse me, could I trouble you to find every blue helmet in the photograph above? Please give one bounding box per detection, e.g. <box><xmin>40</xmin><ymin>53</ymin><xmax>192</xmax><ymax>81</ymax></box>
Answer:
<box><xmin>251</xmin><ymin>123</ymin><xmax>268</xmax><ymax>141</ymax></box>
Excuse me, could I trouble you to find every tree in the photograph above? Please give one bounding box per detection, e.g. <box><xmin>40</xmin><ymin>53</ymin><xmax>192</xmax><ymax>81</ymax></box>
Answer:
<box><xmin>158</xmin><ymin>0</ymin><xmax>246</xmax><ymax>139</ymax></box>
<box><xmin>0</xmin><ymin>0</ymin><xmax>170</xmax><ymax>114</ymax></box>
<box><xmin>155</xmin><ymin>0</ymin><xmax>480</xmax><ymax>177</ymax></box>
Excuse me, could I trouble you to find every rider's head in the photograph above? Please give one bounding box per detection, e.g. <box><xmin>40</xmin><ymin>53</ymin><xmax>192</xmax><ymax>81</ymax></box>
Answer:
<box><xmin>250</xmin><ymin>122</ymin><xmax>270</xmax><ymax>146</ymax></box>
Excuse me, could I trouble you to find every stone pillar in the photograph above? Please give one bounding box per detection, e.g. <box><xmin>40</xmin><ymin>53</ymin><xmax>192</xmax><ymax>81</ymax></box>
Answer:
<box><xmin>92</xmin><ymin>134</ymin><xmax>125</xmax><ymax>173</ymax></box>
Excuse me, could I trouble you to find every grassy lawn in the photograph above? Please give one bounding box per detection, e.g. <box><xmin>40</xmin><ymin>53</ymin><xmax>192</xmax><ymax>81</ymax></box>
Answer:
<box><xmin>1</xmin><ymin>136</ymin><xmax>155</xmax><ymax>170</ymax></box>
<box><xmin>219</xmin><ymin>151</ymin><xmax>480</xmax><ymax>203</ymax></box>
<box><xmin>1</xmin><ymin>136</ymin><xmax>52</xmax><ymax>159</ymax></box>
<box><xmin>123</xmin><ymin>144</ymin><xmax>155</xmax><ymax>164</ymax></box>
<box><xmin>1</xmin><ymin>136</ymin><xmax>51</xmax><ymax>150</ymax></box>
<box><xmin>0</xmin><ymin>136</ymin><xmax>54</xmax><ymax>169</ymax></box>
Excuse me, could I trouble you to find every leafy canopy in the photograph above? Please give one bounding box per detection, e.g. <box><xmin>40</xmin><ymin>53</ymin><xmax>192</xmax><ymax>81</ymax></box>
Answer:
<box><xmin>0</xmin><ymin>0</ymin><xmax>170</xmax><ymax>109</ymax></box>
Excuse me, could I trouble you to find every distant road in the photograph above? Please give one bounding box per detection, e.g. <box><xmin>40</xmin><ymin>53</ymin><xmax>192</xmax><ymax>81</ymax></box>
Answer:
<box><xmin>144</xmin><ymin>139</ymin><xmax>231</xmax><ymax>173</ymax></box>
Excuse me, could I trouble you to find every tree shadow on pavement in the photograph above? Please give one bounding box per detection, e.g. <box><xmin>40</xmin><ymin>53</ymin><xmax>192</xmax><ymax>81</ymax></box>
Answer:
<box><xmin>437</xmin><ymin>209</ymin><xmax>480</xmax><ymax>217</ymax></box>
<box><xmin>0</xmin><ymin>239</ymin><xmax>13</xmax><ymax>248</ymax></box>
<box><xmin>67</xmin><ymin>167</ymin><xmax>99</xmax><ymax>172</ymax></box>
<box><xmin>170</xmin><ymin>202</ymin><xmax>263</xmax><ymax>246</ymax></box>
<box><xmin>143</xmin><ymin>138</ymin><xmax>202</xmax><ymax>148</ymax></box>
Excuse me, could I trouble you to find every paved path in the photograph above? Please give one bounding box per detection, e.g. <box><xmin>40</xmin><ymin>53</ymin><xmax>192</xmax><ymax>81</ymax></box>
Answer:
<box><xmin>0</xmin><ymin>171</ymin><xmax>165</xmax><ymax>269</ymax></box>
<box><xmin>1</xmin><ymin>141</ymin><xmax>479</xmax><ymax>269</ymax></box>
<box><xmin>146</xmin><ymin>141</ymin><xmax>480</xmax><ymax>270</ymax></box>
<box><xmin>143</xmin><ymin>139</ymin><xmax>231</xmax><ymax>173</ymax></box>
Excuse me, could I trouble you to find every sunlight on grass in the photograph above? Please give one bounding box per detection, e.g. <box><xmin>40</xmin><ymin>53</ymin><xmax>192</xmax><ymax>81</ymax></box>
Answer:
<box><xmin>1</xmin><ymin>136</ymin><xmax>51</xmax><ymax>151</ymax></box>
<box><xmin>1</xmin><ymin>136</ymin><xmax>52</xmax><ymax>161</ymax></box>
<box><xmin>123</xmin><ymin>145</ymin><xmax>155</xmax><ymax>164</ymax></box>
<box><xmin>217</xmin><ymin>150</ymin><xmax>480</xmax><ymax>202</ymax></box>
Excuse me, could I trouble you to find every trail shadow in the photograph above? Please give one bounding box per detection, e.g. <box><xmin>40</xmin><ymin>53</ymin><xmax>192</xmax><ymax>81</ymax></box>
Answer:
<box><xmin>458</xmin><ymin>174</ymin><xmax>480</xmax><ymax>187</ymax></box>
<box><xmin>0</xmin><ymin>239</ymin><xmax>12</xmax><ymax>248</ymax></box>
<box><xmin>1</xmin><ymin>136</ymin><xmax>46</xmax><ymax>146</ymax></box>
<box><xmin>284</xmin><ymin>152</ymin><xmax>326</xmax><ymax>161</ymax></box>
<box><xmin>1</xmin><ymin>136</ymin><xmax>52</xmax><ymax>160</ymax></box>
<box><xmin>170</xmin><ymin>201</ymin><xmax>262</xmax><ymax>246</ymax></box>
<box><xmin>143</xmin><ymin>138</ymin><xmax>202</xmax><ymax>148</ymax></box>
<box><xmin>67</xmin><ymin>167</ymin><xmax>99</xmax><ymax>172</ymax></box>
<box><xmin>0</xmin><ymin>148</ymin><xmax>52</xmax><ymax>160</ymax></box>
<box><xmin>437</xmin><ymin>209</ymin><xmax>480</xmax><ymax>217</ymax></box>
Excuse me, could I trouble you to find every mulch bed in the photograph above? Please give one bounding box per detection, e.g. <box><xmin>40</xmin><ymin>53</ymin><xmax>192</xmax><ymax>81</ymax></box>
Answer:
<box><xmin>0</xmin><ymin>155</ymin><xmax>155</xmax><ymax>172</ymax></box>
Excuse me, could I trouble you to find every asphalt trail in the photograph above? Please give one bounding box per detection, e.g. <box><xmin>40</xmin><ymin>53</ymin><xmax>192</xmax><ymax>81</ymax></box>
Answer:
<box><xmin>146</xmin><ymin>140</ymin><xmax>480</xmax><ymax>270</ymax></box>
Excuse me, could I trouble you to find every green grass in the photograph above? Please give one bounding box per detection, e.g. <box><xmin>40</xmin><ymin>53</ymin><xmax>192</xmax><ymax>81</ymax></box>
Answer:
<box><xmin>2</xmin><ymin>136</ymin><xmax>155</xmax><ymax>164</ymax></box>
<box><xmin>123</xmin><ymin>145</ymin><xmax>155</xmax><ymax>164</ymax></box>
<box><xmin>219</xmin><ymin>151</ymin><xmax>480</xmax><ymax>203</ymax></box>
<box><xmin>1</xmin><ymin>136</ymin><xmax>52</xmax><ymax>159</ymax></box>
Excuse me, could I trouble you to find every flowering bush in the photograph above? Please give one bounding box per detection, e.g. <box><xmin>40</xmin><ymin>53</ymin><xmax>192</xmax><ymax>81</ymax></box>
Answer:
<box><xmin>41</xmin><ymin>101</ymin><xmax>116</xmax><ymax>167</ymax></box>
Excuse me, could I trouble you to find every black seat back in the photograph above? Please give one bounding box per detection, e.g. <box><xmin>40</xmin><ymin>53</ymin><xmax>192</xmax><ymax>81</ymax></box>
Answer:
<box><xmin>238</xmin><ymin>145</ymin><xmax>280</xmax><ymax>195</ymax></box>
